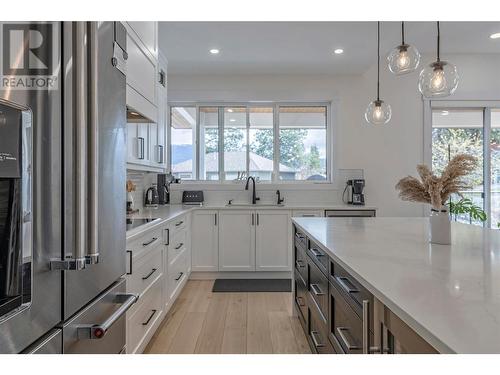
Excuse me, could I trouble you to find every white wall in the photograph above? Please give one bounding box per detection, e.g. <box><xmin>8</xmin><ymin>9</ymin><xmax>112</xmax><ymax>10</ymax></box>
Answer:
<box><xmin>167</xmin><ymin>53</ymin><xmax>500</xmax><ymax>216</ymax></box>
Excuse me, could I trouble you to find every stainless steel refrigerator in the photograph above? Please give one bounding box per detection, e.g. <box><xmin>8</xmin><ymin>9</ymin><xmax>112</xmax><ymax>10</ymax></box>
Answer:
<box><xmin>0</xmin><ymin>21</ymin><xmax>136</xmax><ymax>354</ymax></box>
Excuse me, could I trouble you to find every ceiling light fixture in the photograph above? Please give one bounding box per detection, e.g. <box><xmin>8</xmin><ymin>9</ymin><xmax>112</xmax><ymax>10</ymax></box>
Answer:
<box><xmin>418</xmin><ymin>22</ymin><xmax>459</xmax><ymax>98</ymax></box>
<box><xmin>365</xmin><ymin>22</ymin><xmax>392</xmax><ymax>126</ymax></box>
<box><xmin>387</xmin><ymin>21</ymin><xmax>420</xmax><ymax>75</ymax></box>
<box><xmin>334</xmin><ymin>48</ymin><xmax>344</xmax><ymax>54</ymax></box>
<box><xmin>441</xmin><ymin>110</ymin><xmax>449</xmax><ymax>116</ymax></box>
<box><xmin>210</xmin><ymin>49</ymin><xmax>220</xmax><ymax>54</ymax></box>
<box><xmin>490</xmin><ymin>33</ymin><xmax>500</xmax><ymax>39</ymax></box>
<box><xmin>227</xmin><ymin>109</ymin><xmax>233</xmax><ymax>112</ymax></box>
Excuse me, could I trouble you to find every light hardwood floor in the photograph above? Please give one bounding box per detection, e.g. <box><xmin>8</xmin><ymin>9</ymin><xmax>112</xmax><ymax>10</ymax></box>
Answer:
<box><xmin>144</xmin><ymin>280</ymin><xmax>311</xmax><ymax>354</ymax></box>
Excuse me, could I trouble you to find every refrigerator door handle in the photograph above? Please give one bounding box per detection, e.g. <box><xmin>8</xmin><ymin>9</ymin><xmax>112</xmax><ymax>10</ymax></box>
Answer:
<box><xmin>77</xmin><ymin>293</ymin><xmax>138</xmax><ymax>340</ymax></box>
<box><xmin>86</xmin><ymin>21</ymin><xmax>100</xmax><ymax>266</ymax></box>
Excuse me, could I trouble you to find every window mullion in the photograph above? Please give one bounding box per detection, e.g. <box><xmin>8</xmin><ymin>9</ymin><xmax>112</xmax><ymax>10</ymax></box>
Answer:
<box><xmin>484</xmin><ymin>107</ymin><xmax>492</xmax><ymax>228</ymax></box>
<box><xmin>219</xmin><ymin>107</ymin><xmax>224</xmax><ymax>181</ymax></box>
<box><xmin>195</xmin><ymin>106</ymin><xmax>200</xmax><ymax>180</ymax></box>
<box><xmin>246</xmin><ymin>106</ymin><xmax>250</xmax><ymax>179</ymax></box>
<box><xmin>273</xmin><ymin>104</ymin><xmax>280</xmax><ymax>182</ymax></box>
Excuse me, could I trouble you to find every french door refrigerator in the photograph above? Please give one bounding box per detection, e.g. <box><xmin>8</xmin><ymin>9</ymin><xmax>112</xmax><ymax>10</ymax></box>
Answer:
<box><xmin>0</xmin><ymin>21</ymin><xmax>136</xmax><ymax>354</ymax></box>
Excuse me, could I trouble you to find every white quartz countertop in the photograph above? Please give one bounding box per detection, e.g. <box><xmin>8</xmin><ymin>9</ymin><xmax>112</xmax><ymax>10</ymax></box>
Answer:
<box><xmin>292</xmin><ymin>217</ymin><xmax>500</xmax><ymax>354</ymax></box>
<box><xmin>126</xmin><ymin>203</ymin><xmax>376</xmax><ymax>239</ymax></box>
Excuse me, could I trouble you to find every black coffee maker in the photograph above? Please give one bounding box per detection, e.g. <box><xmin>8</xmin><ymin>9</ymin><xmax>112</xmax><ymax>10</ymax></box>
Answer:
<box><xmin>346</xmin><ymin>179</ymin><xmax>365</xmax><ymax>205</ymax></box>
<box><xmin>157</xmin><ymin>173</ymin><xmax>174</xmax><ymax>205</ymax></box>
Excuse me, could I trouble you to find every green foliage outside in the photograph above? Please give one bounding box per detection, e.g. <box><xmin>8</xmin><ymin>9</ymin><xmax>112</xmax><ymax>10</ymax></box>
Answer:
<box><xmin>447</xmin><ymin>198</ymin><xmax>487</xmax><ymax>223</ymax></box>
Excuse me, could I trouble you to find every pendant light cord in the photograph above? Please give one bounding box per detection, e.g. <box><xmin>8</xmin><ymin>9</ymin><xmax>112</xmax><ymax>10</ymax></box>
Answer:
<box><xmin>401</xmin><ymin>21</ymin><xmax>405</xmax><ymax>45</ymax></box>
<box><xmin>437</xmin><ymin>21</ymin><xmax>441</xmax><ymax>62</ymax></box>
<box><xmin>377</xmin><ymin>21</ymin><xmax>380</xmax><ymax>101</ymax></box>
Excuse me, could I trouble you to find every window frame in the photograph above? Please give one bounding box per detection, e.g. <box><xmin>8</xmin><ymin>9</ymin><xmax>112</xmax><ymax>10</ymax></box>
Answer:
<box><xmin>167</xmin><ymin>101</ymin><xmax>333</xmax><ymax>185</ymax></box>
<box><xmin>424</xmin><ymin>99</ymin><xmax>500</xmax><ymax>227</ymax></box>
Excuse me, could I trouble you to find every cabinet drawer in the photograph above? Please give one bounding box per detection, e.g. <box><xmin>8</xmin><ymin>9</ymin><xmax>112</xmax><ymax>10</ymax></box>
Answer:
<box><xmin>329</xmin><ymin>281</ymin><xmax>373</xmax><ymax>354</ymax></box>
<box><xmin>168</xmin><ymin>229</ymin><xmax>187</xmax><ymax>264</ymax></box>
<box><xmin>308</xmin><ymin>259</ymin><xmax>328</xmax><ymax>321</ymax></box>
<box><xmin>126</xmin><ymin>244</ymin><xmax>162</xmax><ymax>296</ymax></box>
<box><xmin>294</xmin><ymin>269</ymin><xmax>307</xmax><ymax>322</ymax></box>
<box><xmin>307</xmin><ymin>240</ymin><xmax>328</xmax><ymax>276</ymax></box>
<box><xmin>294</xmin><ymin>243</ymin><xmax>308</xmax><ymax>283</ymax></box>
<box><xmin>292</xmin><ymin>210</ymin><xmax>323</xmax><ymax>218</ymax></box>
<box><xmin>330</xmin><ymin>259</ymin><xmax>373</xmax><ymax>322</ymax></box>
<box><xmin>167</xmin><ymin>250</ymin><xmax>188</xmax><ymax>300</ymax></box>
<box><xmin>127</xmin><ymin>227</ymin><xmax>163</xmax><ymax>260</ymax></box>
<box><xmin>127</xmin><ymin>277</ymin><xmax>162</xmax><ymax>353</ymax></box>
<box><xmin>307</xmin><ymin>294</ymin><xmax>335</xmax><ymax>354</ymax></box>
<box><xmin>170</xmin><ymin>215</ymin><xmax>187</xmax><ymax>235</ymax></box>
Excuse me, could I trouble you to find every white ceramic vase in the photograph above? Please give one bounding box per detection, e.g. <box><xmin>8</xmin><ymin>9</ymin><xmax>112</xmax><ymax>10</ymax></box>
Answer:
<box><xmin>429</xmin><ymin>208</ymin><xmax>451</xmax><ymax>245</ymax></box>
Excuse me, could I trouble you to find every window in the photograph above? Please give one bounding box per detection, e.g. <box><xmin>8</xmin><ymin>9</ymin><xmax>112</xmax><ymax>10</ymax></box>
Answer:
<box><xmin>170</xmin><ymin>106</ymin><xmax>196</xmax><ymax>180</ymax></box>
<box><xmin>168</xmin><ymin>102</ymin><xmax>330</xmax><ymax>183</ymax></box>
<box><xmin>430</xmin><ymin>105</ymin><xmax>500</xmax><ymax>228</ymax></box>
<box><xmin>279</xmin><ymin>106</ymin><xmax>327</xmax><ymax>181</ymax></box>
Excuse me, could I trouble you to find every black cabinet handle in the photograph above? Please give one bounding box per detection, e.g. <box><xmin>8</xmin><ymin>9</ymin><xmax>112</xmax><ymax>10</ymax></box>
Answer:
<box><xmin>296</xmin><ymin>296</ymin><xmax>306</xmax><ymax>307</ymax></box>
<box><xmin>335</xmin><ymin>276</ymin><xmax>359</xmax><ymax>294</ymax></box>
<box><xmin>295</xmin><ymin>233</ymin><xmax>305</xmax><ymax>240</ymax></box>
<box><xmin>165</xmin><ymin>228</ymin><xmax>169</xmax><ymax>246</ymax></box>
<box><xmin>251</xmin><ymin>213</ymin><xmax>254</xmax><ymax>226</ymax></box>
<box><xmin>257</xmin><ymin>213</ymin><xmax>259</xmax><ymax>226</ymax></box>
<box><xmin>142</xmin><ymin>268</ymin><xmax>157</xmax><ymax>280</ymax></box>
<box><xmin>295</xmin><ymin>260</ymin><xmax>305</xmax><ymax>269</ymax></box>
<box><xmin>126</xmin><ymin>250</ymin><xmax>133</xmax><ymax>275</ymax></box>
<box><xmin>142</xmin><ymin>237</ymin><xmax>158</xmax><ymax>247</ymax></box>
<box><xmin>175</xmin><ymin>272</ymin><xmax>184</xmax><ymax>281</ymax></box>
<box><xmin>137</xmin><ymin>137</ymin><xmax>145</xmax><ymax>160</ymax></box>
<box><xmin>142</xmin><ymin>310</ymin><xmax>157</xmax><ymax>326</ymax></box>
<box><xmin>214</xmin><ymin>213</ymin><xmax>217</xmax><ymax>226</ymax></box>
<box><xmin>310</xmin><ymin>331</ymin><xmax>325</xmax><ymax>348</ymax></box>
<box><xmin>175</xmin><ymin>243</ymin><xmax>184</xmax><ymax>250</ymax></box>
<box><xmin>310</xmin><ymin>283</ymin><xmax>325</xmax><ymax>296</ymax></box>
<box><xmin>175</xmin><ymin>221</ymin><xmax>184</xmax><ymax>227</ymax></box>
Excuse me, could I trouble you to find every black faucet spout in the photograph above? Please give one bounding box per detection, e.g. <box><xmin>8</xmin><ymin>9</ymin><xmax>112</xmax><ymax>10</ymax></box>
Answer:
<box><xmin>245</xmin><ymin>176</ymin><xmax>259</xmax><ymax>204</ymax></box>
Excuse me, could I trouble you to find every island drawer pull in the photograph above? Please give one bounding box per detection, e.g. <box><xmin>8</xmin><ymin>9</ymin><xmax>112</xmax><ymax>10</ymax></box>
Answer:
<box><xmin>175</xmin><ymin>243</ymin><xmax>184</xmax><ymax>250</ymax></box>
<box><xmin>295</xmin><ymin>233</ymin><xmax>305</xmax><ymax>240</ymax></box>
<box><xmin>310</xmin><ymin>248</ymin><xmax>324</xmax><ymax>257</ymax></box>
<box><xmin>142</xmin><ymin>268</ymin><xmax>157</xmax><ymax>280</ymax></box>
<box><xmin>175</xmin><ymin>272</ymin><xmax>184</xmax><ymax>281</ymax></box>
<box><xmin>337</xmin><ymin>327</ymin><xmax>361</xmax><ymax>350</ymax></box>
<box><xmin>310</xmin><ymin>283</ymin><xmax>325</xmax><ymax>296</ymax></box>
<box><xmin>142</xmin><ymin>309</ymin><xmax>157</xmax><ymax>326</ymax></box>
<box><xmin>336</xmin><ymin>276</ymin><xmax>359</xmax><ymax>294</ymax></box>
<box><xmin>142</xmin><ymin>237</ymin><xmax>158</xmax><ymax>247</ymax></box>
<box><xmin>295</xmin><ymin>260</ymin><xmax>305</xmax><ymax>268</ymax></box>
<box><xmin>310</xmin><ymin>331</ymin><xmax>324</xmax><ymax>348</ymax></box>
<box><xmin>175</xmin><ymin>220</ymin><xmax>184</xmax><ymax>227</ymax></box>
<box><xmin>296</xmin><ymin>296</ymin><xmax>306</xmax><ymax>307</ymax></box>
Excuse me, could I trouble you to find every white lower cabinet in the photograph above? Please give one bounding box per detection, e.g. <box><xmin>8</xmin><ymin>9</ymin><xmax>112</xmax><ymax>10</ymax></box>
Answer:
<box><xmin>218</xmin><ymin>210</ymin><xmax>256</xmax><ymax>271</ymax></box>
<box><xmin>125</xmin><ymin>213</ymin><xmax>191</xmax><ymax>353</ymax></box>
<box><xmin>255</xmin><ymin>210</ymin><xmax>292</xmax><ymax>271</ymax></box>
<box><xmin>191</xmin><ymin>210</ymin><xmax>219</xmax><ymax>271</ymax></box>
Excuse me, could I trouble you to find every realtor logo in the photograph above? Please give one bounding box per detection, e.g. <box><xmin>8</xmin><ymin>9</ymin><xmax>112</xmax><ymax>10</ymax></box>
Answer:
<box><xmin>0</xmin><ymin>23</ymin><xmax>58</xmax><ymax>90</ymax></box>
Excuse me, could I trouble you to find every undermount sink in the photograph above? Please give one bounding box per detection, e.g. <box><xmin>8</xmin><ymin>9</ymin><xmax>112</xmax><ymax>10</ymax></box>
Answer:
<box><xmin>225</xmin><ymin>203</ymin><xmax>285</xmax><ymax>207</ymax></box>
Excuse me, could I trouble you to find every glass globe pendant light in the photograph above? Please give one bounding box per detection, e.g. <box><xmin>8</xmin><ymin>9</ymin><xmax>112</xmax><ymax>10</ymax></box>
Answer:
<box><xmin>387</xmin><ymin>22</ymin><xmax>420</xmax><ymax>75</ymax></box>
<box><xmin>418</xmin><ymin>21</ymin><xmax>459</xmax><ymax>98</ymax></box>
<box><xmin>365</xmin><ymin>22</ymin><xmax>392</xmax><ymax>126</ymax></box>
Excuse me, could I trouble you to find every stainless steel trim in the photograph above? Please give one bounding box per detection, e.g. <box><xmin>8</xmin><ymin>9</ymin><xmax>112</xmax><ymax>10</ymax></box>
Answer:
<box><xmin>335</xmin><ymin>276</ymin><xmax>360</xmax><ymax>294</ymax></box>
<box><xmin>337</xmin><ymin>327</ymin><xmax>361</xmax><ymax>351</ymax></box>
<box><xmin>362</xmin><ymin>300</ymin><xmax>369</xmax><ymax>354</ymax></box>
<box><xmin>87</xmin><ymin>21</ymin><xmax>100</xmax><ymax>265</ymax></box>
<box><xmin>310</xmin><ymin>283</ymin><xmax>325</xmax><ymax>296</ymax></box>
<box><xmin>137</xmin><ymin>137</ymin><xmax>145</xmax><ymax>159</ymax></box>
<box><xmin>77</xmin><ymin>293</ymin><xmax>138</xmax><ymax>339</ymax></box>
<box><xmin>310</xmin><ymin>331</ymin><xmax>324</xmax><ymax>348</ymax></box>
<box><xmin>310</xmin><ymin>248</ymin><xmax>324</xmax><ymax>257</ymax></box>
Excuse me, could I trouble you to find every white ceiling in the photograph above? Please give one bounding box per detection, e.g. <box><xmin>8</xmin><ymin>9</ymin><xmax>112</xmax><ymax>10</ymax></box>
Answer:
<box><xmin>159</xmin><ymin>22</ymin><xmax>500</xmax><ymax>75</ymax></box>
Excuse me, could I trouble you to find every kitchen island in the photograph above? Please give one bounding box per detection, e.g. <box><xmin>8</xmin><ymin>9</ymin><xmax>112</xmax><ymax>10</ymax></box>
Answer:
<box><xmin>292</xmin><ymin>217</ymin><xmax>500</xmax><ymax>354</ymax></box>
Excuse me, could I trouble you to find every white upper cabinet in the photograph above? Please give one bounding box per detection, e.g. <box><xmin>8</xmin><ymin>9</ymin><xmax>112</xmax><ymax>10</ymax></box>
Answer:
<box><xmin>125</xmin><ymin>22</ymin><xmax>158</xmax><ymax>122</ymax></box>
<box><xmin>127</xmin><ymin>22</ymin><xmax>158</xmax><ymax>59</ymax></box>
<box><xmin>191</xmin><ymin>210</ymin><xmax>219</xmax><ymax>272</ymax></box>
<box><xmin>255</xmin><ymin>210</ymin><xmax>292</xmax><ymax>271</ymax></box>
<box><xmin>218</xmin><ymin>211</ymin><xmax>256</xmax><ymax>271</ymax></box>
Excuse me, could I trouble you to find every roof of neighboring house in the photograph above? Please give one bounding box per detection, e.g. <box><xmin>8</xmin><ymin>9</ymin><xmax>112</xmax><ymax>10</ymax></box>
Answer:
<box><xmin>172</xmin><ymin>151</ymin><xmax>296</xmax><ymax>173</ymax></box>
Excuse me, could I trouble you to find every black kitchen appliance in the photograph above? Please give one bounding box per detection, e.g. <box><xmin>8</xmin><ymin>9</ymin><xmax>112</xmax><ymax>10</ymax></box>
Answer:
<box><xmin>144</xmin><ymin>183</ymin><xmax>160</xmax><ymax>208</ymax></box>
<box><xmin>344</xmin><ymin>179</ymin><xmax>365</xmax><ymax>205</ymax></box>
<box><xmin>182</xmin><ymin>190</ymin><xmax>204</xmax><ymax>205</ymax></box>
<box><xmin>157</xmin><ymin>173</ymin><xmax>173</xmax><ymax>205</ymax></box>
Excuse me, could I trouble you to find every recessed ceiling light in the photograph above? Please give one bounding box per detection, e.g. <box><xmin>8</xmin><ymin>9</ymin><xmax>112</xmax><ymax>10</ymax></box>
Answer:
<box><xmin>333</xmin><ymin>49</ymin><xmax>344</xmax><ymax>55</ymax></box>
<box><xmin>210</xmin><ymin>48</ymin><xmax>220</xmax><ymax>54</ymax></box>
<box><xmin>230</xmin><ymin>118</ymin><xmax>236</xmax><ymax>122</ymax></box>
<box><xmin>441</xmin><ymin>110</ymin><xmax>449</xmax><ymax>116</ymax></box>
<box><xmin>227</xmin><ymin>109</ymin><xmax>233</xmax><ymax>112</ymax></box>
<box><xmin>490</xmin><ymin>33</ymin><xmax>500</xmax><ymax>39</ymax></box>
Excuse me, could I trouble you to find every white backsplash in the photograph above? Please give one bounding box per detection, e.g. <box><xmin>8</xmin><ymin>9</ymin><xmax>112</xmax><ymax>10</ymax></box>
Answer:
<box><xmin>126</xmin><ymin>171</ymin><xmax>158</xmax><ymax>210</ymax></box>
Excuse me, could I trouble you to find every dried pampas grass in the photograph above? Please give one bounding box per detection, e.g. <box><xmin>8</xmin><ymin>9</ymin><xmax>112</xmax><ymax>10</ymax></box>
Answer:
<box><xmin>395</xmin><ymin>154</ymin><xmax>477</xmax><ymax>210</ymax></box>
